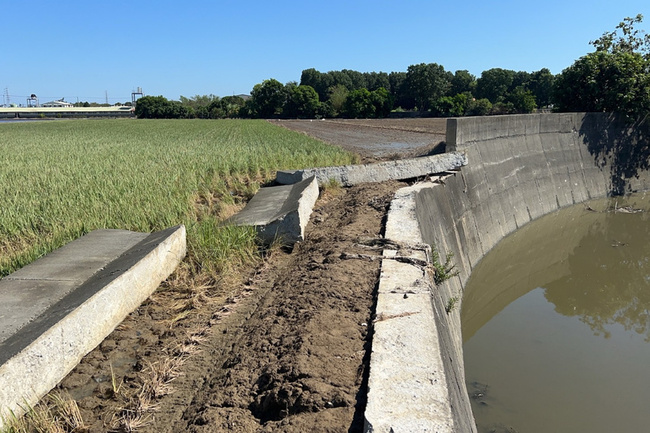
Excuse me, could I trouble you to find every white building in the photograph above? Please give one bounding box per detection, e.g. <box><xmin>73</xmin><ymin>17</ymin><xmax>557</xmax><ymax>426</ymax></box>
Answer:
<box><xmin>41</xmin><ymin>98</ymin><xmax>73</xmax><ymax>108</ymax></box>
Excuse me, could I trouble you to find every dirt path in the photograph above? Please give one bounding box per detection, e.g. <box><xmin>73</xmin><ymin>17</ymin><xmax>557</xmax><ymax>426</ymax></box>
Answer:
<box><xmin>56</xmin><ymin>181</ymin><xmax>405</xmax><ymax>432</ymax></box>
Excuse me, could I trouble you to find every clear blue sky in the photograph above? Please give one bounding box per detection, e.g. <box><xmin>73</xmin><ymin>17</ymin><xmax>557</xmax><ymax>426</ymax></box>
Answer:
<box><xmin>3</xmin><ymin>0</ymin><xmax>648</xmax><ymax>104</ymax></box>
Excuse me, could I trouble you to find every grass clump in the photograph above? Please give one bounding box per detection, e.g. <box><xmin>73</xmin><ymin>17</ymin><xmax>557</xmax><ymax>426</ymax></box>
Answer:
<box><xmin>1</xmin><ymin>392</ymin><xmax>86</xmax><ymax>433</ymax></box>
<box><xmin>445</xmin><ymin>296</ymin><xmax>459</xmax><ymax>314</ymax></box>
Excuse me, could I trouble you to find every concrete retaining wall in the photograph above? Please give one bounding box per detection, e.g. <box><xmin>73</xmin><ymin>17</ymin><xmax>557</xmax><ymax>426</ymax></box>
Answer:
<box><xmin>410</xmin><ymin>113</ymin><xmax>650</xmax><ymax>430</ymax></box>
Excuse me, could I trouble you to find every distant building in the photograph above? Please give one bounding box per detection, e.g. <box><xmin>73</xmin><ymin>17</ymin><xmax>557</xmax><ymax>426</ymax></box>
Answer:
<box><xmin>41</xmin><ymin>98</ymin><xmax>73</xmax><ymax>108</ymax></box>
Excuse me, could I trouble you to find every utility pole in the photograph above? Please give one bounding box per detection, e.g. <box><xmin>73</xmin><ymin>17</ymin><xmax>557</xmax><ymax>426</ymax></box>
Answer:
<box><xmin>105</xmin><ymin>90</ymin><xmax>108</xmax><ymax>105</ymax></box>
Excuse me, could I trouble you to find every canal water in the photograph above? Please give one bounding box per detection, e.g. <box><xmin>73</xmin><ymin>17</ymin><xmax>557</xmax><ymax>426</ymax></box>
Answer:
<box><xmin>462</xmin><ymin>193</ymin><xmax>650</xmax><ymax>433</ymax></box>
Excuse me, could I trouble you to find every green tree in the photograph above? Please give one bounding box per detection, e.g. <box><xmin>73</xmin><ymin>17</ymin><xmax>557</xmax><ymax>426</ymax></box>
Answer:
<box><xmin>341</xmin><ymin>69</ymin><xmax>367</xmax><ymax>90</ymax></box>
<box><xmin>328</xmin><ymin>84</ymin><xmax>349</xmax><ymax>117</ymax></box>
<box><xmin>554</xmin><ymin>14</ymin><xmax>650</xmax><ymax>117</ymax></box>
<box><xmin>134</xmin><ymin>95</ymin><xmax>169</xmax><ymax>118</ymax></box>
<box><xmin>590</xmin><ymin>14</ymin><xmax>650</xmax><ymax>59</ymax></box>
<box><xmin>135</xmin><ymin>95</ymin><xmax>193</xmax><ymax>119</ymax></box>
<box><xmin>466</xmin><ymin>98</ymin><xmax>492</xmax><ymax>116</ymax></box>
<box><xmin>300</xmin><ymin>68</ymin><xmax>333</xmax><ymax>101</ymax></box>
<box><xmin>451</xmin><ymin>70</ymin><xmax>477</xmax><ymax>96</ymax></box>
<box><xmin>285</xmin><ymin>85</ymin><xmax>320</xmax><ymax>118</ymax></box>
<box><xmin>342</xmin><ymin>88</ymin><xmax>375</xmax><ymax>118</ymax></box>
<box><xmin>405</xmin><ymin>63</ymin><xmax>452</xmax><ymax>111</ymax></box>
<box><xmin>370</xmin><ymin>87</ymin><xmax>393</xmax><ymax>117</ymax></box>
<box><xmin>554</xmin><ymin>50</ymin><xmax>650</xmax><ymax>116</ymax></box>
<box><xmin>507</xmin><ymin>86</ymin><xmax>537</xmax><ymax>113</ymax></box>
<box><xmin>388</xmin><ymin>71</ymin><xmax>412</xmax><ymax>110</ymax></box>
<box><xmin>366</xmin><ymin>72</ymin><xmax>391</xmax><ymax>92</ymax></box>
<box><xmin>179</xmin><ymin>94</ymin><xmax>220</xmax><ymax>119</ymax></box>
<box><xmin>529</xmin><ymin>68</ymin><xmax>556</xmax><ymax>107</ymax></box>
<box><xmin>431</xmin><ymin>92</ymin><xmax>471</xmax><ymax>117</ymax></box>
<box><xmin>250</xmin><ymin>79</ymin><xmax>287</xmax><ymax>118</ymax></box>
<box><xmin>476</xmin><ymin>68</ymin><xmax>515</xmax><ymax>103</ymax></box>
<box><xmin>219</xmin><ymin>95</ymin><xmax>246</xmax><ymax>118</ymax></box>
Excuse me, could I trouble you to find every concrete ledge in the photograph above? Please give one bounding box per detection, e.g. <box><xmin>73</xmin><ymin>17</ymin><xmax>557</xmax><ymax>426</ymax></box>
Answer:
<box><xmin>364</xmin><ymin>181</ymin><xmax>459</xmax><ymax>433</ymax></box>
<box><xmin>276</xmin><ymin>153</ymin><xmax>468</xmax><ymax>186</ymax></box>
<box><xmin>227</xmin><ymin>176</ymin><xmax>319</xmax><ymax>245</ymax></box>
<box><xmin>0</xmin><ymin>225</ymin><xmax>186</xmax><ymax>425</ymax></box>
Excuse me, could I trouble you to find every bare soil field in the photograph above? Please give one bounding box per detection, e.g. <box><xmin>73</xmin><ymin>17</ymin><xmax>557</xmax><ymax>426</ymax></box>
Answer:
<box><xmin>49</xmin><ymin>119</ymin><xmax>445</xmax><ymax>432</ymax></box>
<box><xmin>272</xmin><ymin>118</ymin><xmax>447</xmax><ymax>161</ymax></box>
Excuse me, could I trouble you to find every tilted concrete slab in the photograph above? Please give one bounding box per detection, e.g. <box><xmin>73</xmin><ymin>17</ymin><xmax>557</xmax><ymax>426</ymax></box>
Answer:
<box><xmin>227</xmin><ymin>176</ymin><xmax>319</xmax><ymax>245</ymax></box>
<box><xmin>275</xmin><ymin>152</ymin><xmax>467</xmax><ymax>186</ymax></box>
<box><xmin>0</xmin><ymin>226</ymin><xmax>186</xmax><ymax>425</ymax></box>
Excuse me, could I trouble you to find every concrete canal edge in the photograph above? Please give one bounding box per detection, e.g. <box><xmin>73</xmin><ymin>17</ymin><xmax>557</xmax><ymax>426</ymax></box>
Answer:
<box><xmin>364</xmin><ymin>113</ymin><xmax>650</xmax><ymax>432</ymax></box>
<box><xmin>0</xmin><ymin>226</ymin><xmax>186</xmax><ymax>426</ymax></box>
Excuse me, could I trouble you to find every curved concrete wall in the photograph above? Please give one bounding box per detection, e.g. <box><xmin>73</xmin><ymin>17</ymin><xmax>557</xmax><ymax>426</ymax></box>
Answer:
<box><xmin>414</xmin><ymin>113</ymin><xmax>650</xmax><ymax>430</ymax></box>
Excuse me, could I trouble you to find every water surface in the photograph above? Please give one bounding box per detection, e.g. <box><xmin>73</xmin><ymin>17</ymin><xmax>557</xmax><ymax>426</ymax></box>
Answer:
<box><xmin>462</xmin><ymin>193</ymin><xmax>650</xmax><ymax>433</ymax></box>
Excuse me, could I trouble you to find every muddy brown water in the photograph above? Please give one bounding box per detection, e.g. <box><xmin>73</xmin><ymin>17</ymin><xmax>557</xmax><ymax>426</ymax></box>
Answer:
<box><xmin>462</xmin><ymin>193</ymin><xmax>650</xmax><ymax>433</ymax></box>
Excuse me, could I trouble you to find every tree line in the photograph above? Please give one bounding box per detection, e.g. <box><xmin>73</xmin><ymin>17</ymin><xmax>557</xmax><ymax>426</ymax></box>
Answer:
<box><xmin>135</xmin><ymin>15</ymin><xmax>649</xmax><ymax>121</ymax></box>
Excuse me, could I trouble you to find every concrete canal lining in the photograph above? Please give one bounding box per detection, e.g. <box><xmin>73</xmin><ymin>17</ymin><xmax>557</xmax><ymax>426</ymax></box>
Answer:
<box><xmin>365</xmin><ymin>113</ymin><xmax>650</xmax><ymax>432</ymax></box>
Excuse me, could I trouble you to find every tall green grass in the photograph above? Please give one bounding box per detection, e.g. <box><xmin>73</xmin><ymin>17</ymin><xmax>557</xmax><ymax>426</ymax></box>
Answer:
<box><xmin>0</xmin><ymin>119</ymin><xmax>356</xmax><ymax>276</ymax></box>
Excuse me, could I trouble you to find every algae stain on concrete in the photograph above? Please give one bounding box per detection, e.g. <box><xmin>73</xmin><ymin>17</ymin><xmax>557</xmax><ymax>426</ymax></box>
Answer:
<box><xmin>462</xmin><ymin>193</ymin><xmax>650</xmax><ymax>433</ymax></box>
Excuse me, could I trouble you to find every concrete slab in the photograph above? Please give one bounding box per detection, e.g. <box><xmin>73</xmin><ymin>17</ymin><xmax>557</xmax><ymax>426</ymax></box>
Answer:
<box><xmin>276</xmin><ymin>152</ymin><xmax>467</xmax><ymax>186</ymax></box>
<box><xmin>0</xmin><ymin>225</ymin><xmax>186</xmax><ymax>426</ymax></box>
<box><xmin>227</xmin><ymin>176</ymin><xmax>319</xmax><ymax>245</ymax></box>
<box><xmin>0</xmin><ymin>230</ymin><xmax>148</xmax><ymax>343</ymax></box>
<box><xmin>364</xmin><ymin>181</ymin><xmax>458</xmax><ymax>433</ymax></box>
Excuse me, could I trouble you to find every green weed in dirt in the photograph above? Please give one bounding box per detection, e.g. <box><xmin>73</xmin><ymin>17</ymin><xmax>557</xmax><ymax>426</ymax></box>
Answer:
<box><xmin>0</xmin><ymin>119</ymin><xmax>356</xmax><ymax>276</ymax></box>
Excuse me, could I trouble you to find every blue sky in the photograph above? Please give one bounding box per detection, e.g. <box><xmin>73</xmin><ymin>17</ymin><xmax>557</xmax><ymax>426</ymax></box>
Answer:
<box><xmin>3</xmin><ymin>0</ymin><xmax>648</xmax><ymax>104</ymax></box>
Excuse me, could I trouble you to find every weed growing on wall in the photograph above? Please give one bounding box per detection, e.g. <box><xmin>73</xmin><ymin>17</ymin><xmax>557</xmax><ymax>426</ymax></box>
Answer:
<box><xmin>431</xmin><ymin>247</ymin><xmax>459</xmax><ymax>285</ymax></box>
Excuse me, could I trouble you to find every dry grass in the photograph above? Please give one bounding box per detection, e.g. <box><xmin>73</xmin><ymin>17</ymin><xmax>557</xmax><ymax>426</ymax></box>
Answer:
<box><xmin>1</xmin><ymin>392</ymin><xmax>87</xmax><ymax>433</ymax></box>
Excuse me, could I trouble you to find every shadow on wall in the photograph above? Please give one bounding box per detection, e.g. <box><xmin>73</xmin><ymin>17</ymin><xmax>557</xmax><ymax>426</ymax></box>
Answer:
<box><xmin>580</xmin><ymin>113</ymin><xmax>650</xmax><ymax>195</ymax></box>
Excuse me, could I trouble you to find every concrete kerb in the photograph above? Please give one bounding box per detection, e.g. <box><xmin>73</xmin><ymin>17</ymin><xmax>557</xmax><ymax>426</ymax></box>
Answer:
<box><xmin>276</xmin><ymin>153</ymin><xmax>468</xmax><ymax>187</ymax></box>
<box><xmin>364</xmin><ymin>180</ymin><xmax>457</xmax><ymax>433</ymax></box>
<box><xmin>0</xmin><ymin>225</ymin><xmax>186</xmax><ymax>426</ymax></box>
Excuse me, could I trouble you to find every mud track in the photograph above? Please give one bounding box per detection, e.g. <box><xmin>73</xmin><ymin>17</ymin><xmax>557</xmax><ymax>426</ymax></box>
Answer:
<box><xmin>53</xmin><ymin>119</ymin><xmax>446</xmax><ymax>432</ymax></box>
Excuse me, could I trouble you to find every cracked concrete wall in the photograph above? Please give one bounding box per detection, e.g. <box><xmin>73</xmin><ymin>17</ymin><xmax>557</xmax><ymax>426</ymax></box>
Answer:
<box><xmin>414</xmin><ymin>113</ymin><xmax>650</xmax><ymax>430</ymax></box>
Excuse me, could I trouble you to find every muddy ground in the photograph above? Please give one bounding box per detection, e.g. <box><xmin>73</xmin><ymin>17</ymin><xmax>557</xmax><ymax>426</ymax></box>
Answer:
<box><xmin>53</xmin><ymin>118</ymin><xmax>447</xmax><ymax>432</ymax></box>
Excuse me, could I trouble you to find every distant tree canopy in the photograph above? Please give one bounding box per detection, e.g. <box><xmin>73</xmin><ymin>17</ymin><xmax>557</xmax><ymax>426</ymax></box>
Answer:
<box><xmin>135</xmin><ymin>14</ymin><xmax>648</xmax><ymax>120</ymax></box>
<box><xmin>134</xmin><ymin>96</ymin><xmax>193</xmax><ymax>119</ymax></box>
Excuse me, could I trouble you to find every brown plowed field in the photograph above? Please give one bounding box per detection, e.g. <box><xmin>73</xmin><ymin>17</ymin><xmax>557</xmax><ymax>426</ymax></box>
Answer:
<box><xmin>272</xmin><ymin>118</ymin><xmax>447</xmax><ymax>161</ymax></box>
<box><xmin>50</xmin><ymin>119</ymin><xmax>446</xmax><ymax>432</ymax></box>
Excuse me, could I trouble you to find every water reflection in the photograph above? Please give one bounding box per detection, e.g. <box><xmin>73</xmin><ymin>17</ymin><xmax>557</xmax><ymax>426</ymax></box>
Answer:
<box><xmin>462</xmin><ymin>193</ymin><xmax>650</xmax><ymax>433</ymax></box>
<box><xmin>543</xmin><ymin>206</ymin><xmax>650</xmax><ymax>340</ymax></box>
<box><xmin>463</xmin><ymin>195</ymin><xmax>650</xmax><ymax>342</ymax></box>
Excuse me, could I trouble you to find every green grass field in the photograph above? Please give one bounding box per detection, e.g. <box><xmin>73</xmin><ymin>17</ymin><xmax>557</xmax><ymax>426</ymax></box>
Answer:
<box><xmin>0</xmin><ymin>119</ymin><xmax>357</xmax><ymax>277</ymax></box>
